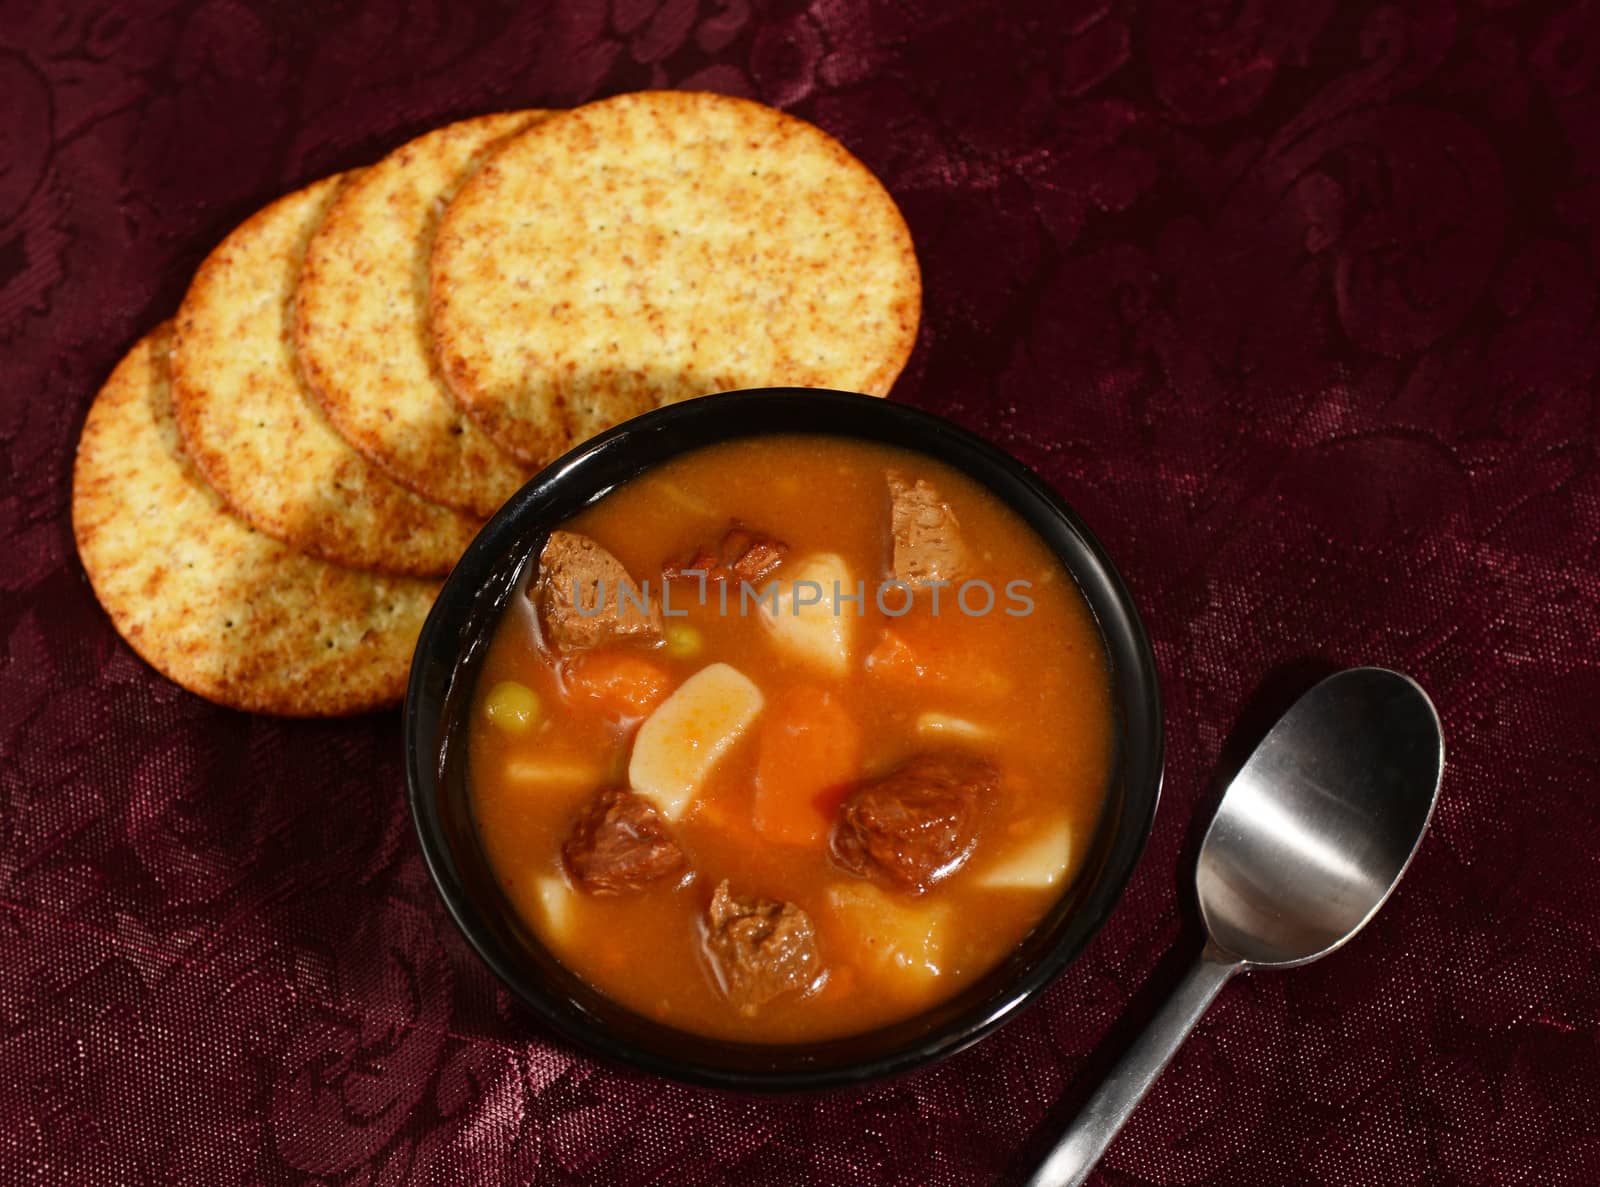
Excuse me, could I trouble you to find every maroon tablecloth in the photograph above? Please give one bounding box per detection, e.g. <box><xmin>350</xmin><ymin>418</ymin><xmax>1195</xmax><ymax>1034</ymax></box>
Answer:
<box><xmin>4</xmin><ymin>2</ymin><xmax>1598</xmax><ymax>1183</ymax></box>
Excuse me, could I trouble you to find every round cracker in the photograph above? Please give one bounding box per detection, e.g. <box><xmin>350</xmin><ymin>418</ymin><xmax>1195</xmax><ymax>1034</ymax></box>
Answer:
<box><xmin>72</xmin><ymin>325</ymin><xmax>439</xmax><ymax>716</ymax></box>
<box><xmin>430</xmin><ymin>90</ymin><xmax>922</xmax><ymax>464</ymax></box>
<box><xmin>172</xmin><ymin>174</ymin><xmax>480</xmax><ymax>576</ymax></box>
<box><xmin>296</xmin><ymin>112</ymin><xmax>550</xmax><ymax>518</ymax></box>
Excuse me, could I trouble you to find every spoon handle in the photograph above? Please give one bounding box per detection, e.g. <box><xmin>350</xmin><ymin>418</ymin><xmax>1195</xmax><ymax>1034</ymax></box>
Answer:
<box><xmin>1024</xmin><ymin>948</ymin><xmax>1240</xmax><ymax>1187</ymax></box>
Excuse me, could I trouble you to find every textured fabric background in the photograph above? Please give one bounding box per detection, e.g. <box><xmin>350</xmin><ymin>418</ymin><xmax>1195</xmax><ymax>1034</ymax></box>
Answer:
<box><xmin>3</xmin><ymin>1</ymin><xmax>1598</xmax><ymax>1183</ymax></box>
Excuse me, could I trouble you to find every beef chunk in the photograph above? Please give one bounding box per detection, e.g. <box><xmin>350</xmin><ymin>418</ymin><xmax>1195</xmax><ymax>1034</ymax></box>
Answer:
<box><xmin>703</xmin><ymin>880</ymin><xmax>822</xmax><ymax>1011</ymax></box>
<box><xmin>830</xmin><ymin>752</ymin><xmax>997</xmax><ymax>894</ymax></box>
<box><xmin>888</xmin><ymin>473</ymin><xmax>965</xmax><ymax>585</ymax></box>
<box><xmin>665</xmin><ymin>522</ymin><xmax>788</xmax><ymax>585</ymax></box>
<box><xmin>562</xmin><ymin>787</ymin><xmax>686</xmax><ymax>894</ymax></box>
<box><xmin>533</xmin><ymin>530</ymin><xmax>662</xmax><ymax>652</ymax></box>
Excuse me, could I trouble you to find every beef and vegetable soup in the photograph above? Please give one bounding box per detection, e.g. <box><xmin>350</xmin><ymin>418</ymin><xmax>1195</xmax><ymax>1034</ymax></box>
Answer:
<box><xmin>468</xmin><ymin>435</ymin><xmax>1113</xmax><ymax>1043</ymax></box>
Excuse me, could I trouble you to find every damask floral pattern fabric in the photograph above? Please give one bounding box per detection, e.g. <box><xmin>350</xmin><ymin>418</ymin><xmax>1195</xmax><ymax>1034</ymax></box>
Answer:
<box><xmin>2</xmin><ymin>1</ymin><xmax>1598</xmax><ymax>1183</ymax></box>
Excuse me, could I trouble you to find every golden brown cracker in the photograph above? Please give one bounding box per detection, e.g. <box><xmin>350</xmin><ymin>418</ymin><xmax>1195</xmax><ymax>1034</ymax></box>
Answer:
<box><xmin>295</xmin><ymin>113</ymin><xmax>550</xmax><ymax>518</ymax></box>
<box><xmin>71</xmin><ymin>325</ymin><xmax>439</xmax><ymax>716</ymax></box>
<box><xmin>429</xmin><ymin>90</ymin><xmax>922</xmax><ymax>464</ymax></box>
<box><xmin>172</xmin><ymin>174</ymin><xmax>480</xmax><ymax>576</ymax></box>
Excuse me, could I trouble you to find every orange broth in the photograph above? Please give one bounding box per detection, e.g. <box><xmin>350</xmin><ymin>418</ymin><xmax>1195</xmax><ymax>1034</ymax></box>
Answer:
<box><xmin>468</xmin><ymin>434</ymin><xmax>1113</xmax><ymax>1042</ymax></box>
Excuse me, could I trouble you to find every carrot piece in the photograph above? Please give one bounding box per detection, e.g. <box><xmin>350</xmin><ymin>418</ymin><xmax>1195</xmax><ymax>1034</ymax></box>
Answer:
<box><xmin>865</xmin><ymin>624</ymin><xmax>950</xmax><ymax>684</ymax></box>
<box><xmin>752</xmin><ymin>687</ymin><xmax>861</xmax><ymax>844</ymax></box>
<box><xmin>866</xmin><ymin>618</ymin><xmax>1010</xmax><ymax>697</ymax></box>
<box><xmin>562</xmin><ymin>650</ymin><xmax>673</xmax><ymax>717</ymax></box>
<box><xmin>866</xmin><ymin>629</ymin><xmax>921</xmax><ymax>679</ymax></box>
<box><xmin>694</xmin><ymin>794</ymin><xmax>763</xmax><ymax>846</ymax></box>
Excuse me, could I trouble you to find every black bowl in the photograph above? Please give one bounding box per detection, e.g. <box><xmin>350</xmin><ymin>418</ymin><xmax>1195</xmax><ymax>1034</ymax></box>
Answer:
<box><xmin>405</xmin><ymin>389</ymin><xmax>1163</xmax><ymax>1091</ymax></box>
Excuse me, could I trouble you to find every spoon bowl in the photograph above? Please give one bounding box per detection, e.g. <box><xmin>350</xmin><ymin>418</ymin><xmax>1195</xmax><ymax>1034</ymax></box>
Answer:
<box><xmin>1197</xmin><ymin>668</ymin><xmax>1443</xmax><ymax>967</ymax></box>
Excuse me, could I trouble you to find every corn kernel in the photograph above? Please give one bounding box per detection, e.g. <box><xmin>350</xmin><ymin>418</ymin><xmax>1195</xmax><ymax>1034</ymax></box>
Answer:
<box><xmin>663</xmin><ymin>623</ymin><xmax>703</xmax><ymax>659</ymax></box>
<box><xmin>483</xmin><ymin>680</ymin><xmax>540</xmax><ymax>733</ymax></box>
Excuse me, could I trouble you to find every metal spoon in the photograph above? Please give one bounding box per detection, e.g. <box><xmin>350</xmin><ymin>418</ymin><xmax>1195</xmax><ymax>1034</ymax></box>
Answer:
<box><xmin>1025</xmin><ymin>666</ymin><xmax>1444</xmax><ymax>1187</ymax></box>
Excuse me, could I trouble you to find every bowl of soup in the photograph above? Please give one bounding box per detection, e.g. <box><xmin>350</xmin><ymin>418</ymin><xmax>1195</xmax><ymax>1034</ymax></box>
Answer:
<box><xmin>405</xmin><ymin>389</ymin><xmax>1162</xmax><ymax>1089</ymax></box>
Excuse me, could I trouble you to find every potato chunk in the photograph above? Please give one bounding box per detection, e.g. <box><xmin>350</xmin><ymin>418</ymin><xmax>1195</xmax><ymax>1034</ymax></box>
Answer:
<box><xmin>503</xmin><ymin>756</ymin><xmax>603</xmax><ymax>788</ymax></box>
<box><xmin>532</xmin><ymin>875</ymin><xmax>577</xmax><ymax>944</ymax></box>
<box><xmin>758</xmin><ymin>552</ymin><xmax>856</xmax><ymax>674</ymax></box>
<box><xmin>915</xmin><ymin>712</ymin><xmax>991</xmax><ymax>740</ymax></box>
<box><xmin>977</xmin><ymin>820</ymin><xmax>1073</xmax><ymax>889</ymax></box>
<box><xmin>628</xmin><ymin>662</ymin><xmax>764</xmax><ymax>820</ymax></box>
<box><xmin>826</xmin><ymin>882</ymin><xmax>950</xmax><ymax>985</ymax></box>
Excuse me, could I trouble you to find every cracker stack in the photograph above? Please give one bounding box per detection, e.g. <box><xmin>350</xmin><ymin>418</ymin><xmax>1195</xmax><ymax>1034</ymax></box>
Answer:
<box><xmin>72</xmin><ymin>92</ymin><xmax>923</xmax><ymax>716</ymax></box>
<box><xmin>72</xmin><ymin>326</ymin><xmax>440</xmax><ymax>716</ymax></box>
